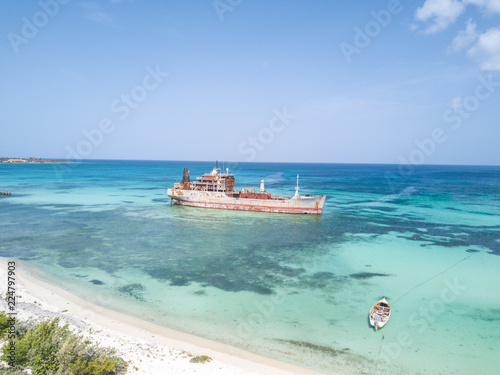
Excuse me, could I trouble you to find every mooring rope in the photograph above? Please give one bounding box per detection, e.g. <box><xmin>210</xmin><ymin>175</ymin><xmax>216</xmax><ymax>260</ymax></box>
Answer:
<box><xmin>371</xmin><ymin>252</ymin><xmax>475</xmax><ymax>374</ymax></box>
<box><xmin>392</xmin><ymin>253</ymin><xmax>475</xmax><ymax>305</ymax></box>
<box><xmin>374</xmin><ymin>334</ymin><xmax>385</xmax><ymax>375</ymax></box>
<box><xmin>377</xmin><ymin>334</ymin><xmax>385</xmax><ymax>359</ymax></box>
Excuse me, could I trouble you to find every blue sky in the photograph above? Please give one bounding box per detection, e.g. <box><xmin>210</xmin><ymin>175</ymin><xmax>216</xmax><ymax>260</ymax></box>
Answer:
<box><xmin>1</xmin><ymin>0</ymin><xmax>499</xmax><ymax>165</ymax></box>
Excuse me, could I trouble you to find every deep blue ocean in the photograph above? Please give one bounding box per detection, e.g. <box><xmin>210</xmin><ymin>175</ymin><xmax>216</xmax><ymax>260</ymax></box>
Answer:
<box><xmin>1</xmin><ymin>160</ymin><xmax>499</xmax><ymax>374</ymax></box>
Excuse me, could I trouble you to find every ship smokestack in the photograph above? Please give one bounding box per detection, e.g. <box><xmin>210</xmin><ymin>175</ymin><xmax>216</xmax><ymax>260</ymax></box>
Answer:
<box><xmin>260</xmin><ymin>179</ymin><xmax>265</xmax><ymax>193</ymax></box>
<box><xmin>181</xmin><ymin>168</ymin><xmax>190</xmax><ymax>184</ymax></box>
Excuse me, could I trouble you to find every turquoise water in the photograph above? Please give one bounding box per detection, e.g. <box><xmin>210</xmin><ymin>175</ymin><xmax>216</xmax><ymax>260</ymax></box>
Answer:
<box><xmin>1</xmin><ymin>160</ymin><xmax>499</xmax><ymax>374</ymax></box>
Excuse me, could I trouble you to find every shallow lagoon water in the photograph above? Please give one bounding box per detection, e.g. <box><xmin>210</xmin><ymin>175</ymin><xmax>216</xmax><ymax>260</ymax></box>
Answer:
<box><xmin>1</xmin><ymin>160</ymin><xmax>499</xmax><ymax>374</ymax></box>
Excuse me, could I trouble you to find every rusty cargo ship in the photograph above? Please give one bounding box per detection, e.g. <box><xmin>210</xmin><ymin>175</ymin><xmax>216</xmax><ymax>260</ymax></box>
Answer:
<box><xmin>167</xmin><ymin>167</ymin><xmax>326</xmax><ymax>214</ymax></box>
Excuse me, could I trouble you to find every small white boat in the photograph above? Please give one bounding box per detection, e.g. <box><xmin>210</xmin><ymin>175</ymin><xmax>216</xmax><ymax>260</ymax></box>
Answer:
<box><xmin>370</xmin><ymin>297</ymin><xmax>391</xmax><ymax>330</ymax></box>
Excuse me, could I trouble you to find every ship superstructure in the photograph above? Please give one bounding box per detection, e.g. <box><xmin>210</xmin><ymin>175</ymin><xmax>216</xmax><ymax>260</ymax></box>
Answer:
<box><xmin>167</xmin><ymin>166</ymin><xmax>325</xmax><ymax>214</ymax></box>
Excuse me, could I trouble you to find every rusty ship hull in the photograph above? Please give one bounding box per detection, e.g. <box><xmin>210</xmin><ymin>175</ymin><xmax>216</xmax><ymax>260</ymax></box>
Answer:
<box><xmin>167</xmin><ymin>167</ymin><xmax>326</xmax><ymax>214</ymax></box>
<box><xmin>167</xmin><ymin>189</ymin><xmax>326</xmax><ymax>214</ymax></box>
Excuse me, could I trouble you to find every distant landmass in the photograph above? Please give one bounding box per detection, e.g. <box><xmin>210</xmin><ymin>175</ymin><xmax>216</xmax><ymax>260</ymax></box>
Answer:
<box><xmin>0</xmin><ymin>157</ymin><xmax>70</xmax><ymax>164</ymax></box>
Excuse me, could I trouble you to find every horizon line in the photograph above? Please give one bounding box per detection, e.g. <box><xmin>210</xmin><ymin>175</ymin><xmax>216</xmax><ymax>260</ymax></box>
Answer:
<box><xmin>2</xmin><ymin>156</ymin><xmax>500</xmax><ymax>168</ymax></box>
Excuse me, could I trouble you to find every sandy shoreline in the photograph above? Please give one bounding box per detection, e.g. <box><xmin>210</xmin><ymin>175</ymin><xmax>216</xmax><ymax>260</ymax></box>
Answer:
<box><xmin>0</xmin><ymin>258</ymin><xmax>327</xmax><ymax>375</ymax></box>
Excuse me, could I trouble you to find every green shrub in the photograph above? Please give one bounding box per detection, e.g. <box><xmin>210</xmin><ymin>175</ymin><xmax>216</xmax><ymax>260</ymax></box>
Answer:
<box><xmin>0</xmin><ymin>367</ymin><xmax>26</xmax><ymax>374</ymax></box>
<box><xmin>55</xmin><ymin>335</ymin><xmax>90</xmax><ymax>375</ymax></box>
<box><xmin>15</xmin><ymin>318</ymin><xmax>35</xmax><ymax>338</ymax></box>
<box><xmin>58</xmin><ymin>338</ymin><xmax>126</xmax><ymax>375</ymax></box>
<box><xmin>69</xmin><ymin>354</ymin><xmax>121</xmax><ymax>375</ymax></box>
<box><xmin>189</xmin><ymin>355</ymin><xmax>212</xmax><ymax>363</ymax></box>
<box><xmin>0</xmin><ymin>317</ymin><xmax>127</xmax><ymax>375</ymax></box>
<box><xmin>11</xmin><ymin>318</ymin><xmax>68</xmax><ymax>373</ymax></box>
<box><xmin>0</xmin><ymin>310</ymin><xmax>10</xmax><ymax>339</ymax></box>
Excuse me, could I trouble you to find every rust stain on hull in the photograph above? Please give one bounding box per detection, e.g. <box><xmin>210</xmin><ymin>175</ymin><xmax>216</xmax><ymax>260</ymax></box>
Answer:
<box><xmin>170</xmin><ymin>199</ymin><xmax>324</xmax><ymax>214</ymax></box>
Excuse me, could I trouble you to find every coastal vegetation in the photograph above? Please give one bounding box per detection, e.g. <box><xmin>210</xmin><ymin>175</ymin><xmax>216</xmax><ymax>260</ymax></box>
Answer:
<box><xmin>0</xmin><ymin>314</ymin><xmax>127</xmax><ymax>375</ymax></box>
<box><xmin>0</xmin><ymin>311</ymin><xmax>9</xmax><ymax>339</ymax></box>
<box><xmin>0</xmin><ymin>158</ymin><xmax>70</xmax><ymax>164</ymax></box>
<box><xmin>189</xmin><ymin>355</ymin><xmax>212</xmax><ymax>364</ymax></box>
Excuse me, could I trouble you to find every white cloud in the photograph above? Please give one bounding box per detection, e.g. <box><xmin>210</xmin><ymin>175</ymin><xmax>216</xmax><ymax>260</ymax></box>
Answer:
<box><xmin>85</xmin><ymin>11</ymin><xmax>116</xmax><ymax>25</ymax></box>
<box><xmin>82</xmin><ymin>2</ymin><xmax>117</xmax><ymax>26</ymax></box>
<box><xmin>467</xmin><ymin>28</ymin><xmax>500</xmax><ymax>70</ymax></box>
<box><xmin>463</xmin><ymin>0</ymin><xmax>500</xmax><ymax>14</ymax></box>
<box><xmin>449</xmin><ymin>18</ymin><xmax>478</xmax><ymax>52</ymax></box>
<box><xmin>415</xmin><ymin>0</ymin><xmax>466</xmax><ymax>33</ymax></box>
<box><xmin>414</xmin><ymin>0</ymin><xmax>500</xmax><ymax>70</ymax></box>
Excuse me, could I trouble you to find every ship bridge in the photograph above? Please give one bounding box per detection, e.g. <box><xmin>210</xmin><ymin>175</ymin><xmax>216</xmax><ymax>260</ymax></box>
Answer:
<box><xmin>190</xmin><ymin>168</ymin><xmax>235</xmax><ymax>193</ymax></box>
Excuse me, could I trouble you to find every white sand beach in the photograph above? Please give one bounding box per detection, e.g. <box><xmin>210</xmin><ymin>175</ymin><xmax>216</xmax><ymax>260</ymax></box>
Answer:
<box><xmin>0</xmin><ymin>259</ymin><xmax>326</xmax><ymax>375</ymax></box>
